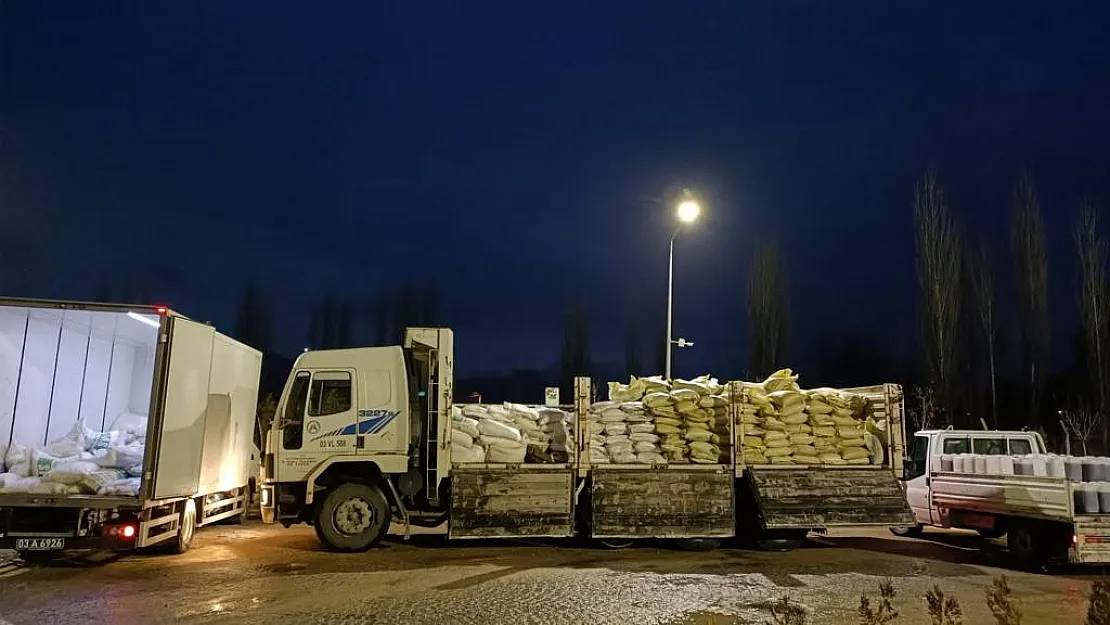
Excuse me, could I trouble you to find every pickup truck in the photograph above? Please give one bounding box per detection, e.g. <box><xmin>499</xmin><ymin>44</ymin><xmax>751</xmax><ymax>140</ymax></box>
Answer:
<box><xmin>898</xmin><ymin>428</ymin><xmax>1110</xmax><ymax>567</ymax></box>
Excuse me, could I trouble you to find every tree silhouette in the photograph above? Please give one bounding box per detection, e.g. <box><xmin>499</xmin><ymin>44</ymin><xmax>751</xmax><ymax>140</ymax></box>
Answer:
<box><xmin>233</xmin><ymin>277</ymin><xmax>273</xmax><ymax>352</ymax></box>
<box><xmin>560</xmin><ymin>302</ymin><xmax>590</xmax><ymax>396</ymax></box>
<box><xmin>1075</xmin><ymin>202</ymin><xmax>1110</xmax><ymax>446</ymax></box>
<box><xmin>915</xmin><ymin>171</ymin><xmax>962</xmax><ymax>421</ymax></box>
<box><xmin>748</xmin><ymin>239</ymin><xmax>789</xmax><ymax>380</ymax></box>
<box><xmin>1012</xmin><ymin>172</ymin><xmax>1049</xmax><ymax>425</ymax></box>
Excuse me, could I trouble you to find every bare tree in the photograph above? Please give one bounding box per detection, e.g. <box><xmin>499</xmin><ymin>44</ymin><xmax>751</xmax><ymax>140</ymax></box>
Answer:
<box><xmin>748</xmin><ymin>239</ymin><xmax>789</xmax><ymax>380</ymax></box>
<box><xmin>914</xmin><ymin>172</ymin><xmax>962</xmax><ymax>418</ymax></box>
<box><xmin>1012</xmin><ymin>173</ymin><xmax>1050</xmax><ymax>425</ymax></box>
<box><xmin>907</xmin><ymin>384</ymin><xmax>939</xmax><ymax>431</ymax></box>
<box><xmin>968</xmin><ymin>242</ymin><xmax>998</xmax><ymax>426</ymax></box>
<box><xmin>1075</xmin><ymin>202</ymin><xmax>1110</xmax><ymax>446</ymax></box>
<box><xmin>1061</xmin><ymin>406</ymin><xmax>1100</xmax><ymax>455</ymax></box>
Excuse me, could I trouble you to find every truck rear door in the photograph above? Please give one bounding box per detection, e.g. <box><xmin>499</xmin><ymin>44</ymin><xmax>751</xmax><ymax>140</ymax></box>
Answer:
<box><xmin>151</xmin><ymin>317</ymin><xmax>216</xmax><ymax>499</ymax></box>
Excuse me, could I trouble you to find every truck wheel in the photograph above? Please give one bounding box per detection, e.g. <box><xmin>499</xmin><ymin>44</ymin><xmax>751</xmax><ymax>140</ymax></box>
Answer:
<box><xmin>755</xmin><ymin>529</ymin><xmax>807</xmax><ymax>552</ymax></box>
<box><xmin>890</xmin><ymin>524</ymin><xmax>924</xmax><ymax>538</ymax></box>
<box><xmin>1008</xmin><ymin>521</ymin><xmax>1039</xmax><ymax>568</ymax></box>
<box><xmin>596</xmin><ymin>539</ymin><xmax>635</xmax><ymax>550</ymax></box>
<box><xmin>675</xmin><ymin>538</ymin><xmax>721</xmax><ymax>552</ymax></box>
<box><xmin>171</xmin><ymin>499</ymin><xmax>198</xmax><ymax>554</ymax></box>
<box><xmin>315</xmin><ymin>482</ymin><xmax>390</xmax><ymax>552</ymax></box>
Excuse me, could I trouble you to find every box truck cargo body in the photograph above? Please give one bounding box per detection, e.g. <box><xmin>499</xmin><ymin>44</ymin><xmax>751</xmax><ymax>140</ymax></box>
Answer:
<box><xmin>0</xmin><ymin>298</ymin><xmax>261</xmax><ymax>555</ymax></box>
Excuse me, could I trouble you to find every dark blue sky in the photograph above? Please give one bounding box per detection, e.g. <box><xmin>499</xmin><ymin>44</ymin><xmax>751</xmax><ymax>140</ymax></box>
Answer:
<box><xmin>3</xmin><ymin>2</ymin><xmax>1109</xmax><ymax>377</ymax></box>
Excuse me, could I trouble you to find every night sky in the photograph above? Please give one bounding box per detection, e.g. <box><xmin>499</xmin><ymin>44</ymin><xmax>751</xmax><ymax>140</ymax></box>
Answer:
<box><xmin>3</xmin><ymin>3</ymin><xmax>1110</xmax><ymax>378</ymax></box>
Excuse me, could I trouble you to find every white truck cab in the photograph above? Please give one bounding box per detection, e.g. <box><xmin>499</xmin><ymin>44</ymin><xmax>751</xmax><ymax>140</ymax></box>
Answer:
<box><xmin>259</xmin><ymin>328</ymin><xmax>453</xmax><ymax>551</ymax></box>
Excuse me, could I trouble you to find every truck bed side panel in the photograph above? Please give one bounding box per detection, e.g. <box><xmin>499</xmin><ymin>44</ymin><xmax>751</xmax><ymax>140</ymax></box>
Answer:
<box><xmin>930</xmin><ymin>473</ymin><xmax>1071</xmax><ymax>522</ymax></box>
<box><xmin>449</xmin><ymin>467</ymin><xmax>574</xmax><ymax>538</ymax></box>
<box><xmin>749</xmin><ymin>467</ymin><xmax>913</xmax><ymax>528</ymax></box>
<box><xmin>591</xmin><ymin>467</ymin><xmax>734</xmax><ymax>538</ymax></box>
<box><xmin>151</xmin><ymin>318</ymin><xmax>216</xmax><ymax>499</ymax></box>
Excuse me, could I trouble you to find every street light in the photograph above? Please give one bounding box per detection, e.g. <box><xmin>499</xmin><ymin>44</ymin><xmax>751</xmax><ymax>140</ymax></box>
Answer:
<box><xmin>666</xmin><ymin>190</ymin><xmax>701</xmax><ymax>380</ymax></box>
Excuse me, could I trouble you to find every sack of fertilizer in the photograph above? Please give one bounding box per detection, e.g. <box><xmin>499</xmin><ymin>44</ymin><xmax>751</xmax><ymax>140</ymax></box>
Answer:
<box><xmin>95</xmin><ymin>444</ymin><xmax>145</xmax><ymax>470</ymax></box>
<box><xmin>452</xmin><ymin>415</ymin><xmax>481</xmax><ymax>439</ymax></box>
<box><xmin>0</xmin><ymin>473</ymin><xmax>40</xmax><ymax>492</ymax></box>
<box><xmin>478</xmin><ymin>419</ymin><xmax>522</xmax><ymax>442</ymax></box>
<box><xmin>762</xmin><ymin>368</ymin><xmax>800</xmax><ymax>392</ymax></box>
<box><xmin>486</xmin><ymin>405</ymin><xmax>514</xmax><ymax>423</ymax></box>
<box><xmin>609</xmin><ymin>378</ymin><xmax>647</xmax><ymax>402</ymax></box>
<box><xmin>636</xmin><ymin>451</ymin><xmax>667</xmax><ymax>464</ymax></box>
<box><xmin>5</xmin><ymin>442</ymin><xmax>32</xmax><ymax>477</ymax></box>
<box><xmin>462</xmin><ymin>405</ymin><xmax>490</xmax><ymax>420</ymax></box>
<box><xmin>452</xmin><ymin>442</ymin><xmax>486</xmax><ymax>464</ymax></box>
<box><xmin>40</xmin><ymin>460</ymin><xmax>100</xmax><ymax>485</ymax></box>
<box><xmin>638</xmin><ymin>376</ymin><xmax>671</xmax><ymax>394</ymax></box>
<box><xmin>600</xmin><ymin>408</ymin><xmax>627</xmax><ymax>423</ymax></box>
<box><xmin>643</xmin><ymin>392</ymin><xmax>673</xmax><ymax>409</ymax></box>
<box><xmin>79</xmin><ymin>469</ymin><xmax>128</xmax><ymax>494</ymax></box>
<box><xmin>483</xmin><ymin>438</ymin><xmax>527</xmax><ymax>463</ymax></box>
<box><xmin>506</xmin><ymin>403</ymin><xmax>540</xmax><ymax>421</ymax></box>
<box><xmin>451</xmin><ymin>429</ymin><xmax>474</xmax><ymax>448</ymax></box>
<box><xmin>590</xmin><ymin>401</ymin><xmax>617</xmax><ymax>413</ymax></box>
<box><xmin>99</xmin><ymin>478</ymin><xmax>142</xmax><ymax>496</ymax></box>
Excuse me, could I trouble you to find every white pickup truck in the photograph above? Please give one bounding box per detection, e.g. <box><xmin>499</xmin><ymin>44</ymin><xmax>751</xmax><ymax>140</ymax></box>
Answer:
<box><xmin>898</xmin><ymin>428</ymin><xmax>1110</xmax><ymax>568</ymax></box>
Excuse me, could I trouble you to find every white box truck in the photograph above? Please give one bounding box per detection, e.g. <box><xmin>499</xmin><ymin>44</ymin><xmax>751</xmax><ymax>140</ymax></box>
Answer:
<box><xmin>897</xmin><ymin>428</ymin><xmax>1110</xmax><ymax>568</ymax></box>
<box><xmin>0</xmin><ymin>298</ymin><xmax>261</xmax><ymax>556</ymax></box>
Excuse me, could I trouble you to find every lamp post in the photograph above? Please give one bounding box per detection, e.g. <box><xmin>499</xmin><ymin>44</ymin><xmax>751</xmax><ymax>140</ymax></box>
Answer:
<box><xmin>665</xmin><ymin>190</ymin><xmax>701</xmax><ymax>380</ymax></box>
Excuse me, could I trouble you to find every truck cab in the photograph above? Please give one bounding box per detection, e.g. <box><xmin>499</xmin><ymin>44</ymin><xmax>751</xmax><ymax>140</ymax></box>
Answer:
<box><xmin>259</xmin><ymin>328</ymin><xmax>452</xmax><ymax>551</ymax></box>
<box><xmin>902</xmin><ymin>429</ymin><xmax>1046</xmax><ymax>531</ymax></box>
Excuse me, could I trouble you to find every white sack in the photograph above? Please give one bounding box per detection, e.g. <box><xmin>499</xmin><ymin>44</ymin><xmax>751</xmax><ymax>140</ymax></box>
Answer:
<box><xmin>452</xmin><ymin>415</ymin><xmax>481</xmax><ymax>439</ymax></box>
<box><xmin>99</xmin><ymin>478</ymin><xmax>142</xmax><ymax>496</ymax></box>
<box><xmin>41</xmin><ymin>460</ymin><xmax>100</xmax><ymax>484</ymax></box>
<box><xmin>452</xmin><ymin>443</ymin><xmax>486</xmax><ymax>464</ymax></box>
<box><xmin>505</xmin><ymin>403</ymin><xmax>540</xmax><ymax>421</ymax></box>
<box><xmin>636</xmin><ymin>451</ymin><xmax>667</xmax><ymax>464</ymax></box>
<box><xmin>95</xmin><ymin>445</ymin><xmax>145</xmax><ymax>470</ymax></box>
<box><xmin>0</xmin><ymin>474</ymin><xmax>40</xmax><ymax>492</ymax></box>
<box><xmin>5</xmin><ymin>443</ymin><xmax>31</xmax><ymax>477</ymax></box>
<box><xmin>478</xmin><ymin>419</ymin><xmax>522</xmax><ymax>442</ymax></box>
<box><xmin>451</xmin><ymin>429</ymin><xmax>474</xmax><ymax>448</ymax></box>
<box><xmin>462</xmin><ymin>405</ymin><xmax>490</xmax><ymax>420</ymax></box>
<box><xmin>484</xmin><ymin>439</ymin><xmax>527</xmax><ymax>463</ymax></box>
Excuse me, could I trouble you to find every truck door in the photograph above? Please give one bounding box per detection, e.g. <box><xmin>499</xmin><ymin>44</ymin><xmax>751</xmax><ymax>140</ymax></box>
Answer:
<box><xmin>903</xmin><ymin>433</ymin><xmax>933</xmax><ymax>525</ymax></box>
<box><xmin>275</xmin><ymin>370</ymin><xmax>357</xmax><ymax>482</ymax></box>
<box><xmin>303</xmin><ymin>370</ymin><xmax>358</xmax><ymax>456</ymax></box>
<box><xmin>151</xmin><ymin>316</ymin><xmax>216</xmax><ymax>499</ymax></box>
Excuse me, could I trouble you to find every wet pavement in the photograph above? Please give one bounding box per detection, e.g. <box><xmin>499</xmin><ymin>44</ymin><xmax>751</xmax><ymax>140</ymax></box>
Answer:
<box><xmin>0</xmin><ymin>522</ymin><xmax>1102</xmax><ymax>625</ymax></box>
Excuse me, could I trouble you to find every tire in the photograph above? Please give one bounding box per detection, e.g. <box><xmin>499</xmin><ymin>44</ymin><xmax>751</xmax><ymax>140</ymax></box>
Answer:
<box><xmin>890</xmin><ymin>524</ymin><xmax>924</xmax><ymax>538</ymax></box>
<box><xmin>675</xmin><ymin>538</ymin><xmax>722</xmax><ymax>552</ymax></box>
<box><xmin>755</xmin><ymin>529</ymin><xmax>807</xmax><ymax>552</ymax></box>
<box><xmin>170</xmin><ymin>499</ymin><xmax>197</xmax><ymax>555</ymax></box>
<box><xmin>596</xmin><ymin>538</ymin><xmax>635</xmax><ymax>550</ymax></box>
<box><xmin>1008</xmin><ymin>521</ymin><xmax>1039</xmax><ymax>568</ymax></box>
<box><xmin>315</xmin><ymin>482</ymin><xmax>391</xmax><ymax>552</ymax></box>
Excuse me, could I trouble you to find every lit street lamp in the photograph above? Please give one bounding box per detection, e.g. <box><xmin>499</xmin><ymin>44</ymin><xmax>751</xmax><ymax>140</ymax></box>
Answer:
<box><xmin>666</xmin><ymin>189</ymin><xmax>701</xmax><ymax>380</ymax></box>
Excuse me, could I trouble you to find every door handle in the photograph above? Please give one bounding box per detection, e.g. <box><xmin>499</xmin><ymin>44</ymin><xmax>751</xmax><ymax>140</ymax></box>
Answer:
<box><xmin>356</xmin><ymin>436</ymin><xmax>365</xmax><ymax>449</ymax></box>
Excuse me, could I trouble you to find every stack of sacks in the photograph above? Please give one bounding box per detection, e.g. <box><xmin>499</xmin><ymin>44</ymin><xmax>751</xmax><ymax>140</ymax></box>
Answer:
<box><xmin>450</xmin><ymin>406</ymin><xmax>486</xmax><ymax>464</ymax></box>
<box><xmin>673</xmin><ymin>377</ymin><xmax>728</xmax><ymax>464</ymax></box>
<box><xmin>0</xmin><ymin>417</ymin><xmax>148</xmax><ymax>495</ymax></box>
<box><xmin>589</xmin><ymin>394</ymin><xmax>667</xmax><ymax>465</ymax></box>
<box><xmin>448</xmin><ymin>406</ymin><xmax>526</xmax><ymax>464</ymax></box>
<box><xmin>540</xmin><ymin>408</ymin><xmax>575</xmax><ymax>463</ymax></box>
<box><xmin>505</xmin><ymin>403</ymin><xmax>552</xmax><ymax>460</ymax></box>
<box><xmin>806</xmin><ymin>389</ymin><xmax>881</xmax><ymax>465</ymax></box>
<box><xmin>731</xmin><ymin>369</ymin><xmax>884</xmax><ymax>466</ymax></box>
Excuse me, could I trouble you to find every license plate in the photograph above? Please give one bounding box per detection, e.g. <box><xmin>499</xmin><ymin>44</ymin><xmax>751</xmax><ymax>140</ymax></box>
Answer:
<box><xmin>14</xmin><ymin>538</ymin><xmax>64</xmax><ymax>551</ymax></box>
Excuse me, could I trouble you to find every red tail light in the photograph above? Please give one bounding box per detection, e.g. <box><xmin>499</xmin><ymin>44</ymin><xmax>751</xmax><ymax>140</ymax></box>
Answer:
<box><xmin>103</xmin><ymin>523</ymin><xmax>138</xmax><ymax>540</ymax></box>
